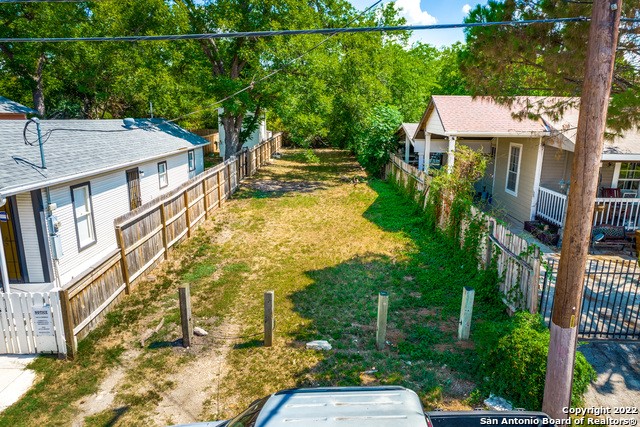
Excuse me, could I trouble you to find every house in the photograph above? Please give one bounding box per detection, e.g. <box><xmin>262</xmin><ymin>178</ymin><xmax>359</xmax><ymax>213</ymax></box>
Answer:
<box><xmin>218</xmin><ymin>108</ymin><xmax>268</xmax><ymax>158</ymax></box>
<box><xmin>395</xmin><ymin>123</ymin><xmax>421</xmax><ymax>167</ymax></box>
<box><xmin>411</xmin><ymin>95</ymin><xmax>640</xmax><ymax>230</ymax></box>
<box><xmin>0</xmin><ymin>118</ymin><xmax>208</xmax><ymax>292</ymax></box>
<box><xmin>0</xmin><ymin>96</ymin><xmax>37</xmax><ymax>120</ymax></box>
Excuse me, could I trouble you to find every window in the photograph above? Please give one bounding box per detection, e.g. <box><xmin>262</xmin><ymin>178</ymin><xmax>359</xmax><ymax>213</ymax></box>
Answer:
<box><xmin>618</xmin><ymin>162</ymin><xmax>640</xmax><ymax>190</ymax></box>
<box><xmin>71</xmin><ymin>183</ymin><xmax>96</xmax><ymax>250</ymax></box>
<box><xmin>158</xmin><ymin>161</ymin><xmax>168</xmax><ymax>188</ymax></box>
<box><xmin>505</xmin><ymin>143</ymin><xmax>522</xmax><ymax>196</ymax></box>
<box><xmin>188</xmin><ymin>150</ymin><xmax>196</xmax><ymax>171</ymax></box>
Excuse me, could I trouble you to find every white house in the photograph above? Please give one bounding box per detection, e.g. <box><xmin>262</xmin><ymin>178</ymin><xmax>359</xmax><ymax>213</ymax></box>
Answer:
<box><xmin>0</xmin><ymin>118</ymin><xmax>207</xmax><ymax>292</ymax></box>
<box><xmin>218</xmin><ymin>108</ymin><xmax>268</xmax><ymax>158</ymax></box>
<box><xmin>412</xmin><ymin>95</ymin><xmax>640</xmax><ymax>230</ymax></box>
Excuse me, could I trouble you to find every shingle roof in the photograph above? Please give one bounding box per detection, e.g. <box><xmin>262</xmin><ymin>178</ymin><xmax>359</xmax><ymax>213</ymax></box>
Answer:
<box><xmin>396</xmin><ymin>123</ymin><xmax>419</xmax><ymax>139</ymax></box>
<box><xmin>0</xmin><ymin>96</ymin><xmax>37</xmax><ymax>115</ymax></box>
<box><xmin>0</xmin><ymin>119</ymin><xmax>208</xmax><ymax>195</ymax></box>
<box><xmin>430</xmin><ymin>95</ymin><xmax>548</xmax><ymax>134</ymax></box>
<box><xmin>417</xmin><ymin>95</ymin><xmax>640</xmax><ymax>157</ymax></box>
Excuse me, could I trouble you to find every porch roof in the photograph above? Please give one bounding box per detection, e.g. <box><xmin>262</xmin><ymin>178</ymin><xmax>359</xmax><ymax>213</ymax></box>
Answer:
<box><xmin>0</xmin><ymin>119</ymin><xmax>208</xmax><ymax>197</ymax></box>
<box><xmin>0</xmin><ymin>96</ymin><xmax>37</xmax><ymax>116</ymax></box>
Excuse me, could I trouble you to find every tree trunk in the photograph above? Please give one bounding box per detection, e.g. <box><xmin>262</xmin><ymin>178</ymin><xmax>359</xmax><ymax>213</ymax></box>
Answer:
<box><xmin>32</xmin><ymin>53</ymin><xmax>46</xmax><ymax>117</ymax></box>
<box><xmin>221</xmin><ymin>112</ymin><xmax>245</xmax><ymax>160</ymax></box>
<box><xmin>542</xmin><ymin>0</ymin><xmax>622</xmax><ymax>419</ymax></box>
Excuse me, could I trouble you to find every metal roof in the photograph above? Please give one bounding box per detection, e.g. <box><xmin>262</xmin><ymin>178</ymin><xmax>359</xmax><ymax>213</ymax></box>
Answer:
<box><xmin>0</xmin><ymin>96</ymin><xmax>37</xmax><ymax>115</ymax></box>
<box><xmin>253</xmin><ymin>386</ymin><xmax>428</xmax><ymax>427</ymax></box>
<box><xmin>0</xmin><ymin>119</ymin><xmax>208</xmax><ymax>196</ymax></box>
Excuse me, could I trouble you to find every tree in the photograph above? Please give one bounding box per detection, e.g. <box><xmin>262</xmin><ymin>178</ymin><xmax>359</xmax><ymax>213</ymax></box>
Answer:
<box><xmin>462</xmin><ymin>0</ymin><xmax>639</xmax><ymax>132</ymax></box>
<box><xmin>0</xmin><ymin>2</ymin><xmax>88</xmax><ymax>115</ymax></box>
<box><xmin>353</xmin><ymin>104</ymin><xmax>402</xmax><ymax>175</ymax></box>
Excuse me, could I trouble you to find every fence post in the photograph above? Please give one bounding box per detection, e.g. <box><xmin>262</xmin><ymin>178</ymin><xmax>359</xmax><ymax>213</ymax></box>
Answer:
<box><xmin>264</xmin><ymin>290</ymin><xmax>274</xmax><ymax>347</ymax></box>
<box><xmin>184</xmin><ymin>190</ymin><xmax>191</xmax><ymax>238</ymax></box>
<box><xmin>529</xmin><ymin>246</ymin><xmax>542</xmax><ymax>314</ymax></box>
<box><xmin>203</xmin><ymin>179</ymin><xmax>209</xmax><ymax>220</ymax></box>
<box><xmin>159</xmin><ymin>204</ymin><xmax>169</xmax><ymax>259</ymax></box>
<box><xmin>458</xmin><ymin>287</ymin><xmax>475</xmax><ymax>340</ymax></box>
<box><xmin>217</xmin><ymin>169</ymin><xmax>223</xmax><ymax>207</ymax></box>
<box><xmin>226</xmin><ymin>163</ymin><xmax>231</xmax><ymax>197</ymax></box>
<box><xmin>376</xmin><ymin>291</ymin><xmax>389</xmax><ymax>350</ymax></box>
<box><xmin>58</xmin><ymin>289</ymin><xmax>77</xmax><ymax>359</ymax></box>
<box><xmin>484</xmin><ymin>220</ymin><xmax>494</xmax><ymax>269</ymax></box>
<box><xmin>115</xmin><ymin>226</ymin><xmax>131</xmax><ymax>294</ymax></box>
<box><xmin>179</xmin><ymin>284</ymin><xmax>193</xmax><ymax>348</ymax></box>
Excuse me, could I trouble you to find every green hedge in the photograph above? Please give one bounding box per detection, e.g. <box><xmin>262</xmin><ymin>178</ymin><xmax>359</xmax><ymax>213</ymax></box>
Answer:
<box><xmin>476</xmin><ymin>312</ymin><xmax>596</xmax><ymax>410</ymax></box>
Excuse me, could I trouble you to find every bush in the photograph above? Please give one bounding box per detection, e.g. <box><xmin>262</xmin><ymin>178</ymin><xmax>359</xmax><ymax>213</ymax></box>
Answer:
<box><xmin>477</xmin><ymin>312</ymin><xmax>596</xmax><ymax>410</ymax></box>
<box><xmin>354</xmin><ymin>105</ymin><xmax>402</xmax><ymax>176</ymax></box>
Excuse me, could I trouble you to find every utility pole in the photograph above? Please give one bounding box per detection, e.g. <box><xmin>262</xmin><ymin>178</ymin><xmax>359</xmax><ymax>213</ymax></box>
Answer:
<box><xmin>542</xmin><ymin>0</ymin><xmax>622</xmax><ymax>419</ymax></box>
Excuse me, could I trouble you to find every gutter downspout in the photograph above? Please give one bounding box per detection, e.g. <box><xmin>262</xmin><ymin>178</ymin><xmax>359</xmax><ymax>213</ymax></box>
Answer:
<box><xmin>0</xmin><ymin>194</ymin><xmax>11</xmax><ymax>293</ymax></box>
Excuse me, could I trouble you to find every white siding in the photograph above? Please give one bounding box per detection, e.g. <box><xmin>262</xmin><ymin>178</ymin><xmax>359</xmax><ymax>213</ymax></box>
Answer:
<box><xmin>47</xmin><ymin>150</ymin><xmax>200</xmax><ymax>285</ymax></box>
<box><xmin>492</xmin><ymin>137</ymin><xmax>541</xmax><ymax>223</ymax></box>
<box><xmin>539</xmin><ymin>145</ymin><xmax>572</xmax><ymax>192</ymax></box>
<box><xmin>426</xmin><ymin>110</ymin><xmax>446</xmax><ymax>135</ymax></box>
<box><xmin>15</xmin><ymin>194</ymin><xmax>45</xmax><ymax>283</ymax></box>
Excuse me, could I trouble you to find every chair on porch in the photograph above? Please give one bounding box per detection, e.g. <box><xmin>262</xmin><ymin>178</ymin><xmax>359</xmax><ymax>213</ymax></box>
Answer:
<box><xmin>601</xmin><ymin>187</ymin><xmax>621</xmax><ymax>198</ymax></box>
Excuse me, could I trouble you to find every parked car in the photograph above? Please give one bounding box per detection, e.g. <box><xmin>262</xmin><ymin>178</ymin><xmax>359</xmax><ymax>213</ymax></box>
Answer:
<box><xmin>173</xmin><ymin>386</ymin><xmax>554</xmax><ymax>427</ymax></box>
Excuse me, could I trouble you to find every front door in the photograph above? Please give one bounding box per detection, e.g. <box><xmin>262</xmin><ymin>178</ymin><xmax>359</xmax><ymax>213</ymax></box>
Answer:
<box><xmin>0</xmin><ymin>199</ymin><xmax>23</xmax><ymax>282</ymax></box>
<box><xmin>126</xmin><ymin>168</ymin><xmax>142</xmax><ymax>210</ymax></box>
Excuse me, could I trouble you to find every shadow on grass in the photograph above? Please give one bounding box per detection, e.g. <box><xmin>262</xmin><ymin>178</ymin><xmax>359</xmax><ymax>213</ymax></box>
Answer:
<box><xmin>84</xmin><ymin>406</ymin><xmax>129</xmax><ymax>427</ymax></box>
<box><xmin>147</xmin><ymin>339</ymin><xmax>183</xmax><ymax>349</ymax></box>
<box><xmin>288</xmin><ymin>178</ymin><xmax>505</xmax><ymax>401</ymax></box>
<box><xmin>233</xmin><ymin>339</ymin><xmax>263</xmax><ymax>350</ymax></box>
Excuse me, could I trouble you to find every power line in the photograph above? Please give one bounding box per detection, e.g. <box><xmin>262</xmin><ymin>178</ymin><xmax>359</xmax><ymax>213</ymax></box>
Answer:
<box><xmin>0</xmin><ymin>17</ymin><xmax>598</xmax><ymax>43</ymax></box>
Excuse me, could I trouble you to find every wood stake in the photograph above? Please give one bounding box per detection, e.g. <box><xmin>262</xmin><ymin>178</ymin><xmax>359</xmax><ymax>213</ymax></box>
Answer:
<box><xmin>264</xmin><ymin>291</ymin><xmax>274</xmax><ymax>347</ymax></box>
<box><xmin>179</xmin><ymin>285</ymin><xmax>193</xmax><ymax>348</ymax></box>
<box><xmin>458</xmin><ymin>287</ymin><xmax>475</xmax><ymax>340</ymax></box>
<box><xmin>376</xmin><ymin>291</ymin><xmax>389</xmax><ymax>350</ymax></box>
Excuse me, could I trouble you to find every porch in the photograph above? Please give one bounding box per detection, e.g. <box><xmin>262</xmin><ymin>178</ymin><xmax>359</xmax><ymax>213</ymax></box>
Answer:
<box><xmin>536</xmin><ymin>186</ymin><xmax>640</xmax><ymax>230</ymax></box>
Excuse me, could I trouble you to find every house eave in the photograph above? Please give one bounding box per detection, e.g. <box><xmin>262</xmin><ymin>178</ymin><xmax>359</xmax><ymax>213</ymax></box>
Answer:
<box><xmin>446</xmin><ymin>131</ymin><xmax>549</xmax><ymax>138</ymax></box>
<box><xmin>0</xmin><ymin>147</ymin><xmax>195</xmax><ymax>197</ymax></box>
<box><xmin>601</xmin><ymin>154</ymin><xmax>640</xmax><ymax>162</ymax></box>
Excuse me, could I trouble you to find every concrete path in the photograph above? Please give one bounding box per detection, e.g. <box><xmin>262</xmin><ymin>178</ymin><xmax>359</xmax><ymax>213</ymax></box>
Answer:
<box><xmin>579</xmin><ymin>342</ymin><xmax>640</xmax><ymax>420</ymax></box>
<box><xmin>0</xmin><ymin>355</ymin><xmax>37</xmax><ymax>413</ymax></box>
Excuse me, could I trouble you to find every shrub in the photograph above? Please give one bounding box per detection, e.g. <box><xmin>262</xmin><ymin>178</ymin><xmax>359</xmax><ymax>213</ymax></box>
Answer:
<box><xmin>477</xmin><ymin>312</ymin><xmax>596</xmax><ymax>410</ymax></box>
<box><xmin>354</xmin><ymin>105</ymin><xmax>402</xmax><ymax>176</ymax></box>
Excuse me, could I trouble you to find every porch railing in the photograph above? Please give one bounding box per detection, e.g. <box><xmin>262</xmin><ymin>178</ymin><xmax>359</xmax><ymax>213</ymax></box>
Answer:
<box><xmin>536</xmin><ymin>187</ymin><xmax>567</xmax><ymax>227</ymax></box>
<box><xmin>593</xmin><ymin>197</ymin><xmax>640</xmax><ymax>230</ymax></box>
<box><xmin>537</xmin><ymin>186</ymin><xmax>640</xmax><ymax>230</ymax></box>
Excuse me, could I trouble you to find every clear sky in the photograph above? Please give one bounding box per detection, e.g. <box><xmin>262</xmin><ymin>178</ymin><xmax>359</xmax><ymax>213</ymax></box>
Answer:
<box><xmin>347</xmin><ymin>0</ymin><xmax>489</xmax><ymax>47</ymax></box>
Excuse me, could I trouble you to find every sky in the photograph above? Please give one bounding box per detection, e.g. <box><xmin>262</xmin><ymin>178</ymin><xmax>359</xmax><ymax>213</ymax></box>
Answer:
<box><xmin>347</xmin><ymin>0</ymin><xmax>489</xmax><ymax>47</ymax></box>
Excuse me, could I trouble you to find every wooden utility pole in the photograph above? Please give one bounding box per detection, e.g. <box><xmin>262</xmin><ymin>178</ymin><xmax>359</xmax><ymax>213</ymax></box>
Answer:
<box><xmin>542</xmin><ymin>0</ymin><xmax>621</xmax><ymax>418</ymax></box>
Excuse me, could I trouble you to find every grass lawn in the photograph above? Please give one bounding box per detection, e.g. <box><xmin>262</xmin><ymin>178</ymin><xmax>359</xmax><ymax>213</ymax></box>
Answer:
<box><xmin>0</xmin><ymin>149</ymin><xmax>506</xmax><ymax>427</ymax></box>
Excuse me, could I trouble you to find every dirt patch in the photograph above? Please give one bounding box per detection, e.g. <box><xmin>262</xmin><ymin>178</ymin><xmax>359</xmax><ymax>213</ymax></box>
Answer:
<box><xmin>150</xmin><ymin>323</ymin><xmax>241</xmax><ymax>426</ymax></box>
<box><xmin>71</xmin><ymin>349</ymin><xmax>141</xmax><ymax>427</ymax></box>
<box><xmin>248</xmin><ymin>180</ymin><xmax>327</xmax><ymax>194</ymax></box>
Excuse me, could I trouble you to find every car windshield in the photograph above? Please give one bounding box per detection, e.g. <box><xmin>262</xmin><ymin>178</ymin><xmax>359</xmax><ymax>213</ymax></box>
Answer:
<box><xmin>226</xmin><ymin>396</ymin><xmax>270</xmax><ymax>427</ymax></box>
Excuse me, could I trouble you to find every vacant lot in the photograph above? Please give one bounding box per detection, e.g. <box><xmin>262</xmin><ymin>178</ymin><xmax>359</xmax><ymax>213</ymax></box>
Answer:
<box><xmin>0</xmin><ymin>149</ymin><xmax>504</xmax><ymax>427</ymax></box>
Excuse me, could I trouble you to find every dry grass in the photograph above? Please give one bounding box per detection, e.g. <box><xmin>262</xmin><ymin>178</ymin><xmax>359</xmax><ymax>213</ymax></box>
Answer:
<box><xmin>1</xmin><ymin>149</ymin><xmax>502</xmax><ymax>427</ymax></box>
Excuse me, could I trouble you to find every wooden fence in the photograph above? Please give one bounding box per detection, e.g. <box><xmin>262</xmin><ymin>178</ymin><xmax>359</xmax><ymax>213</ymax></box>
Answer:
<box><xmin>0</xmin><ymin>291</ymin><xmax>67</xmax><ymax>355</ymax></box>
<box><xmin>190</xmin><ymin>129</ymin><xmax>220</xmax><ymax>155</ymax></box>
<box><xmin>58</xmin><ymin>133</ymin><xmax>282</xmax><ymax>357</ymax></box>
<box><xmin>386</xmin><ymin>154</ymin><xmax>542</xmax><ymax>314</ymax></box>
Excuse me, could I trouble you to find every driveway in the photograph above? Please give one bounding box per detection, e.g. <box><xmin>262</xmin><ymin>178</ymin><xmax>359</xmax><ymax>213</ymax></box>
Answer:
<box><xmin>578</xmin><ymin>342</ymin><xmax>640</xmax><ymax>420</ymax></box>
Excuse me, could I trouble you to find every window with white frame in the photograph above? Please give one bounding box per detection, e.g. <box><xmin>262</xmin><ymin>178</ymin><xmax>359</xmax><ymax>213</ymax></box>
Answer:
<box><xmin>617</xmin><ymin>162</ymin><xmax>640</xmax><ymax>190</ymax></box>
<box><xmin>188</xmin><ymin>150</ymin><xmax>196</xmax><ymax>171</ymax></box>
<box><xmin>71</xmin><ymin>183</ymin><xmax>96</xmax><ymax>250</ymax></box>
<box><xmin>505</xmin><ymin>143</ymin><xmax>522</xmax><ymax>196</ymax></box>
<box><xmin>158</xmin><ymin>161</ymin><xmax>168</xmax><ymax>188</ymax></box>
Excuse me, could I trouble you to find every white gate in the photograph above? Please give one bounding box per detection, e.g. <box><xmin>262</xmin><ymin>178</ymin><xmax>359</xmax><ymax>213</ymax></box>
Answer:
<box><xmin>0</xmin><ymin>291</ymin><xmax>67</xmax><ymax>355</ymax></box>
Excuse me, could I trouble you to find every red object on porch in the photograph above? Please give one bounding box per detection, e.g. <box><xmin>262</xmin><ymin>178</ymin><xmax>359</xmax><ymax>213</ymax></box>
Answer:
<box><xmin>601</xmin><ymin>187</ymin><xmax>621</xmax><ymax>198</ymax></box>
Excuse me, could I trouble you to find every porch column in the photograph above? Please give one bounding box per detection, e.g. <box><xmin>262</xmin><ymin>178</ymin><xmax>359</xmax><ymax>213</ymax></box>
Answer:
<box><xmin>447</xmin><ymin>136</ymin><xmax>457</xmax><ymax>173</ymax></box>
<box><xmin>417</xmin><ymin>152</ymin><xmax>425</xmax><ymax>171</ymax></box>
<box><xmin>424</xmin><ymin>133</ymin><xmax>432</xmax><ymax>172</ymax></box>
<box><xmin>530</xmin><ymin>139</ymin><xmax>546</xmax><ymax>220</ymax></box>
<box><xmin>404</xmin><ymin>136</ymin><xmax>410</xmax><ymax>164</ymax></box>
<box><xmin>0</xmin><ymin>196</ymin><xmax>11</xmax><ymax>293</ymax></box>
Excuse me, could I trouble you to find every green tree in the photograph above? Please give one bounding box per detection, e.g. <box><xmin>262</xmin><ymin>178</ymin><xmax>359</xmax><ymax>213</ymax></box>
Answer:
<box><xmin>462</xmin><ymin>0</ymin><xmax>639</xmax><ymax>132</ymax></box>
